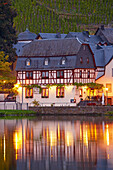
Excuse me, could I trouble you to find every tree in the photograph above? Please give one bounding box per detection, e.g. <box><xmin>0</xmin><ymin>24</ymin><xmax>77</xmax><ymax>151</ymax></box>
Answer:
<box><xmin>0</xmin><ymin>0</ymin><xmax>17</xmax><ymax>62</ymax></box>
<box><xmin>0</xmin><ymin>51</ymin><xmax>16</xmax><ymax>93</ymax></box>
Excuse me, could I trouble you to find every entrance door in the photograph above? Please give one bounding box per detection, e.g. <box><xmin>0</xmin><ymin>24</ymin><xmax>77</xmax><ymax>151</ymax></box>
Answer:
<box><xmin>107</xmin><ymin>98</ymin><xmax>112</xmax><ymax>105</ymax></box>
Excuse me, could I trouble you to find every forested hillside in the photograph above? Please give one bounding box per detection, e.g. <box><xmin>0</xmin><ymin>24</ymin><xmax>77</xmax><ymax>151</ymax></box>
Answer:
<box><xmin>11</xmin><ymin>0</ymin><xmax>113</xmax><ymax>34</ymax></box>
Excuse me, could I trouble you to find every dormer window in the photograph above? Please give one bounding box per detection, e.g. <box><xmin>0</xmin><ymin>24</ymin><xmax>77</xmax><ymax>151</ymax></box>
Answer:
<box><xmin>26</xmin><ymin>59</ymin><xmax>31</xmax><ymax>66</ymax></box>
<box><xmin>87</xmin><ymin>57</ymin><xmax>89</xmax><ymax>63</ymax></box>
<box><xmin>61</xmin><ymin>57</ymin><xmax>66</xmax><ymax>65</ymax></box>
<box><xmin>44</xmin><ymin>58</ymin><xmax>49</xmax><ymax>65</ymax></box>
<box><xmin>80</xmin><ymin>57</ymin><xmax>83</xmax><ymax>63</ymax></box>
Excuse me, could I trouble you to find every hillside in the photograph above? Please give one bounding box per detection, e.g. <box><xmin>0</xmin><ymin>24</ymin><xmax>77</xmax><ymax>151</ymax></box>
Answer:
<box><xmin>12</xmin><ymin>0</ymin><xmax>113</xmax><ymax>34</ymax></box>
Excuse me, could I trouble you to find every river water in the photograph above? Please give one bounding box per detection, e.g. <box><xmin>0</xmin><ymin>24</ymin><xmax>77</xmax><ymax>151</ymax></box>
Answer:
<box><xmin>0</xmin><ymin>116</ymin><xmax>113</xmax><ymax>170</ymax></box>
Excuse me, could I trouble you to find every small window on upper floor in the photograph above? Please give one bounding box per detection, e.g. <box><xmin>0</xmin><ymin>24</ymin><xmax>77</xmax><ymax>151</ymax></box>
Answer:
<box><xmin>26</xmin><ymin>59</ymin><xmax>31</xmax><ymax>66</ymax></box>
<box><xmin>83</xmin><ymin>45</ymin><xmax>85</xmax><ymax>50</ymax></box>
<box><xmin>80</xmin><ymin>70</ymin><xmax>82</xmax><ymax>78</ymax></box>
<box><xmin>87</xmin><ymin>57</ymin><xmax>89</xmax><ymax>64</ymax></box>
<box><xmin>44</xmin><ymin>58</ymin><xmax>49</xmax><ymax>65</ymax></box>
<box><xmin>80</xmin><ymin>57</ymin><xmax>83</xmax><ymax>63</ymax></box>
<box><xmin>88</xmin><ymin>70</ymin><xmax>90</xmax><ymax>78</ymax></box>
<box><xmin>112</xmin><ymin>68</ymin><xmax>113</xmax><ymax>77</ymax></box>
<box><xmin>61</xmin><ymin>57</ymin><xmax>66</xmax><ymax>65</ymax></box>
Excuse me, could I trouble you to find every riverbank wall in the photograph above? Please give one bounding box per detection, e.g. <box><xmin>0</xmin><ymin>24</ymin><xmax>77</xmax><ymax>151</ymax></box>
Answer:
<box><xmin>29</xmin><ymin>106</ymin><xmax>113</xmax><ymax>115</ymax></box>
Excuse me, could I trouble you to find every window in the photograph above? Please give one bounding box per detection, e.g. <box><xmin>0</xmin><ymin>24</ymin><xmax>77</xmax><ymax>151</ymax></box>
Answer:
<box><xmin>26</xmin><ymin>71</ymin><xmax>33</xmax><ymax>79</ymax></box>
<box><xmin>57</xmin><ymin>71</ymin><xmax>64</xmax><ymax>78</ymax></box>
<box><xmin>42</xmin><ymin>71</ymin><xmax>49</xmax><ymax>79</ymax></box>
<box><xmin>106</xmin><ymin>84</ymin><xmax>112</xmax><ymax>93</ymax></box>
<box><xmin>61</xmin><ymin>57</ymin><xmax>66</xmax><ymax>65</ymax></box>
<box><xmin>112</xmin><ymin>68</ymin><xmax>113</xmax><ymax>77</ymax></box>
<box><xmin>26</xmin><ymin>59</ymin><xmax>31</xmax><ymax>66</ymax></box>
<box><xmin>83</xmin><ymin>45</ymin><xmax>85</xmax><ymax>50</ymax></box>
<box><xmin>88</xmin><ymin>71</ymin><xmax>90</xmax><ymax>78</ymax></box>
<box><xmin>41</xmin><ymin>88</ymin><xmax>49</xmax><ymax>98</ymax></box>
<box><xmin>79</xmin><ymin>89</ymin><xmax>83</xmax><ymax>97</ymax></box>
<box><xmin>44</xmin><ymin>58</ymin><xmax>49</xmax><ymax>65</ymax></box>
<box><xmin>56</xmin><ymin>87</ymin><xmax>64</xmax><ymax>98</ymax></box>
<box><xmin>80</xmin><ymin>57</ymin><xmax>83</xmax><ymax>63</ymax></box>
<box><xmin>25</xmin><ymin>88</ymin><xmax>33</xmax><ymax>98</ymax></box>
<box><xmin>80</xmin><ymin>70</ymin><xmax>82</xmax><ymax>78</ymax></box>
<box><xmin>87</xmin><ymin>57</ymin><xmax>89</xmax><ymax>63</ymax></box>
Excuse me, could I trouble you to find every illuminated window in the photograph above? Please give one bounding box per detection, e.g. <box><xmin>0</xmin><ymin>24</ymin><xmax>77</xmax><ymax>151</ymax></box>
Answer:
<box><xmin>79</xmin><ymin>89</ymin><xmax>83</xmax><ymax>97</ymax></box>
<box><xmin>87</xmin><ymin>57</ymin><xmax>89</xmax><ymax>63</ymax></box>
<box><xmin>88</xmin><ymin>71</ymin><xmax>90</xmax><ymax>78</ymax></box>
<box><xmin>25</xmin><ymin>88</ymin><xmax>33</xmax><ymax>98</ymax></box>
<box><xmin>56</xmin><ymin>87</ymin><xmax>64</xmax><ymax>98</ymax></box>
<box><xmin>26</xmin><ymin>59</ymin><xmax>31</xmax><ymax>66</ymax></box>
<box><xmin>44</xmin><ymin>58</ymin><xmax>49</xmax><ymax>65</ymax></box>
<box><xmin>42</xmin><ymin>71</ymin><xmax>49</xmax><ymax>79</ymax></box>
<box><xmin>106</xmin><ymin>84</ymin><xmax>112</xmax><ymax>92</ymax></box>
<box><xmin>80</xmin><ymin>57</ymin><xmax>83</xmax><ymax>63</ymax></box>
<box><xmin>57</xmin><ymin>71</ymin><xmax>64</xmax><ymax>78</ymax></box>
<box><xmin>80</xmin><ymin>70</ymin><xmax>82</xmax><ymax>78</ymax></box>
<box><xmin>41</xmin><ymin>88</ymin><xmax>49</xmax><ymax>98</ymax></box>
<box><xmin>26</xmin><ymin>71</ymin><xmax>33</xmax><ymax>79</ymax></box>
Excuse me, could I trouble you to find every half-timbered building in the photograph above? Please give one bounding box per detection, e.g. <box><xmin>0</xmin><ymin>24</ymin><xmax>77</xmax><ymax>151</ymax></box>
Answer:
<box><xmin>16</xmin><ymin>38</ymin><xmax>96</xmax><ymax>105</ymax></box>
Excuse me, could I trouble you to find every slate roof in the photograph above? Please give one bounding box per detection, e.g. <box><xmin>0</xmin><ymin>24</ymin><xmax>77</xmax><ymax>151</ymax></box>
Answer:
<box><xmin>19</xmin><ymin>38</ymin><xmax>82</xmax><ymax>57</ymax></box>
<box><xmin>90</xmin><ymin>44</ymin><xmax>113</xmax><ymax>67</ymax></box>
<box><xmin>89</xmin><ymin>44</ymin><xmax>105</xmax><ymax>67</ymax></box>
<box><xmin>95</xmin><ymin>26</ymin><xmax>113</xmax><ymax>44</ymax></box>
<box><xmin>18</xmin><ymin>28</ymin><xmax>37</xmax><ymax>41</ymax></box>
<box><xmin>65</xmin><ymin>31</ymin><xmax>102</xmax><ymax>44</ymax></box>
<box><xmin>16</xmin><ymin>56</ymin><xmax>77</xmax><ymax>71</ymax></box>
<box><xmin>103</xmin><ymin>46</ymin><xmax>113</xmax><ymax>65</ymax></box>
<box><xmin>13</xmin><ymin>42</ymin><xmax>27</xmax><ymax>56</ymax></box>
<box><xmin>96</xmin><ymin>71</ymin><xmax>104</xmax><ymax>80</ymax></box>
<box><xmin>37</xmin><ymin>33</ymin><xmax>66</xmax><ymax>39</ymax></box>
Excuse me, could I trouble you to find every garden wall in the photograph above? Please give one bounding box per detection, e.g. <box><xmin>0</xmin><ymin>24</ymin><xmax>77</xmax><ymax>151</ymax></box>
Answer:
<box><xmin>29</xmin><ymin>106</ymin><xmax>113</xmax><ymax>115</ymax></box>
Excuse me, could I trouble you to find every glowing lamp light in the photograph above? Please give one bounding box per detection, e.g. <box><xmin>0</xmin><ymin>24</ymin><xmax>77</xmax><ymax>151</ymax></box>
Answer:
<box><xmin>106</xmin><ymin>88</ymin><xmax>108</xmax><ymax>91</ymax></box>
<box><xmin>14</xmin><ymin>83</ymin><xmax>20</xmax><ymax>88</ymax></box>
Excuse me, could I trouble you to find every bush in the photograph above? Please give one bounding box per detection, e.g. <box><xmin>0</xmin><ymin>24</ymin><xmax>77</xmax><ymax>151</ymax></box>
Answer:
<box><xmin>32</xmin><ymin>99</ymin><xmax>40</xmax><ymax>106</ymax></box>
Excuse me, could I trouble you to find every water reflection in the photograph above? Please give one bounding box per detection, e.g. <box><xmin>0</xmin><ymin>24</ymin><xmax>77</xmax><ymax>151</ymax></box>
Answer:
<box><xmin>0</xmin><ymin>118</ymin><xmax>113</xmax><ymax>169</ymax></box>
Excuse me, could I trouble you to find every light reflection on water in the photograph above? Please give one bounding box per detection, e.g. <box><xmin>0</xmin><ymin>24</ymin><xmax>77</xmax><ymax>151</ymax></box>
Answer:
<box><xmin>0</xmin><ymin>117</ymin><xmax>113</xmax><ymax>169</ymax></box>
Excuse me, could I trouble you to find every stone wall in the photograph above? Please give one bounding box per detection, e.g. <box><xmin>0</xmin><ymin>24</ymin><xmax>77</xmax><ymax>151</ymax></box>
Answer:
<box><xmin>29</xmin><ymin>106</ymin><xmax>113</xmax><ymax>115</ymax></box>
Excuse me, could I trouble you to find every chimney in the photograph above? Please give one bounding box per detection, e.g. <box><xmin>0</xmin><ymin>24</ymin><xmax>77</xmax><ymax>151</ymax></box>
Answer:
<box><xmin>101</xmin><ymin>25</ymin><xmax>104</xmax><ymax>30</ymax></box>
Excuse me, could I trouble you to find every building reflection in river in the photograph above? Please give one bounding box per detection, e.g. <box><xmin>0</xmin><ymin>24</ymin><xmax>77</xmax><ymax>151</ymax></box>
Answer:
<box><xmin>0</xmin><ymin>119</ymin><xmax>113</xmax><ymax>169</ymax></box>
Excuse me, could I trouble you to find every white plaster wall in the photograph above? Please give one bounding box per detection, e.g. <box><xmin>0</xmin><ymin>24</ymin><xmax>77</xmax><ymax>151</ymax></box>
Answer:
<box><xmin>96</xmin><ymin>59</ymin><xmax>113</xmax><ymax>97</ymax></box>
<box><xmin>16</xmin><ymin>85</ymin><xmax>87</xmax><ymax>106</ymax></box>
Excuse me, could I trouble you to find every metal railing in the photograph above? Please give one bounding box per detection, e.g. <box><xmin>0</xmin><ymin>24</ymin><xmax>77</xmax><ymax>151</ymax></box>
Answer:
<box><xmin>29</xmin><ymin>102</ymin><xmax>76</xmax><ymax>107</ymax></box>
<box><xmin>0</xmin><ymin>102</ymin><xmax>28</xmax><ymax>110</ymax></box>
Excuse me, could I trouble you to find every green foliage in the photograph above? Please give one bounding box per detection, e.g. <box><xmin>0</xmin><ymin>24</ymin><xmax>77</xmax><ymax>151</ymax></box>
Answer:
<box><xmin>0</xmin><ymin>51</ymin><xmax>16</xmax><ymax>93</ymax></box>
<box><xmin>11</xmin><ymin>0</ymin><xmax>113</xmax><ymax>34</ymax></box>
<box><xmin>0</xmin><ymin>0</ymin><xmax>17</xmax><ymax>62</ymax></box>
<box><xmin>32</xmin><ymin>99</ymin><xmax>40</xmax><ymax>107</ymax></box>
<box><xmin>73</xmin><ymin>82</ymin><xmax>104</xmax><ymax>89</ymax></box>
<box><xmin>24</xmin><ymin>84</ymin><xmax>42</xmax><ymax>93</ymax></box>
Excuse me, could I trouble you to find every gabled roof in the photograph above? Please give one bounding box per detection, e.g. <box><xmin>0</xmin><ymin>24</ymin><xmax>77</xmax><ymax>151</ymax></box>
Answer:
<box><xmin>95</xmin><ymin>26</ymin><xmax>113</xmax><ymax>44</ymax></box>
<box><xmin>15</xmin><ymin>55</ymin><xmax>77</xmax><ymax>71</ymax></box>
<box><xmin>90</xmin><ymin>44</ymin><xmax>113</xmax><ymax>67</ymax></box>
<box><xmin>19</xmin><ymin>38</ymin><xmax>82</xmax><ymax>57</ymax></box>
<box><xmin>65</xmin><ymin>31</ymin><xmax>102</xmax><ymax>44</ymax></box>
<box><xmin>18</xmin><ymin>28</ymin><xmax>37</xmax><ymax>41</ymax></box>
<box><xmin>36</xmin><ymin>33</ymin><xmax>66</xmax><ymax>39</ymax></box>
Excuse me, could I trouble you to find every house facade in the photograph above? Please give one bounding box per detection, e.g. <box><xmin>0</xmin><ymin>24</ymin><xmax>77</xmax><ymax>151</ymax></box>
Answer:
<box><xmin>16</xmin><ymin>38</ymin><xmax>96</xmax><ymax>106</ymax></box>
<box><xmin>15</xmin><ymin>26</ymin><xmax>113</xmax><ymax>106</ymax></box>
